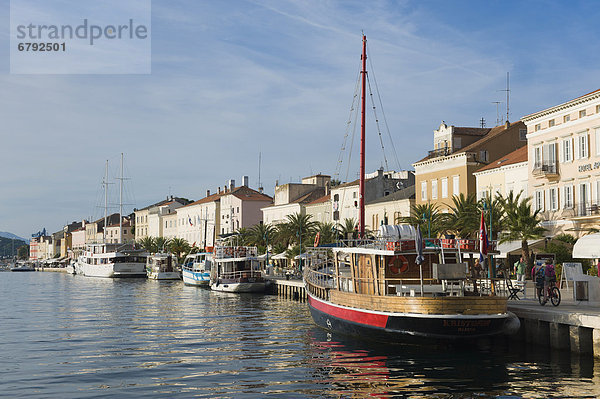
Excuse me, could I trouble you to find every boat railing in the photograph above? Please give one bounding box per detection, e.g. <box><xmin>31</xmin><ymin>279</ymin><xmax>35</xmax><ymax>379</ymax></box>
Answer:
<box><xmin>218</xmin><ymin>270</ymin><xmax>262</xmax><ymax>280</ymax></box>
<box><xmin>214</xmin><ymin>246</ymin><xmax>258</xmax><ymax>259</ymax></box>
<box><xmin>336</xmin><ymin>238</ymin><xmax>497</xmax><ymax>253</ymax></box>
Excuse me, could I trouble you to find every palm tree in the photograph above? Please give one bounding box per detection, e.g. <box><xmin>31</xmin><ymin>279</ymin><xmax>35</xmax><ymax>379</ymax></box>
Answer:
<box><xmin>398</xmin><ymin>203</ymin><xmax>445</xmax><ymax>238</ymax></box>
<box><xmin>248</xmin><ymin>222</ymin><xmax>276</xmax><ymax>253</ymax></box>
<box><xmin>138</xmin><ymin>236</ymin><xmax>157</xmax><ymax>253</ymax></box>
<box><xmin>478</xmin><ymin>194</ymin><xmax>505</xmax><ymax>240</ymax></box>
<box><xmin>155</xmin><ymin>237</ymin><xmax>172</xmax><ymax>253</ymax></box>
<box><xmin>232</xmin><ymin>227</ymin><xmax>252</xmax><ymax>246</ymax></box>
<box><xmin>169</xmin><ymin>237</ymin><xmax>191</xmax><ymax>262</ymax></box>
<box><xmin>279</xmin><ymin>213</ymin><xmax>318</xmax><ymax>248</ymax></box>
<box><xmin>447</xmin><ymin>193</ymin><xmax>480</xmax><ymax>238</ymax></box>
<box><xmin>314</xmin><ymin>222</ymin><xmax>338</xmax><ymax>245</ymax></box>
<box><xmin>499</xmin><ymin>192</ymin><xmax>546</xmax><ymax>270</ymax></box>
<box><xmin>339</xmin><ymin>218</ymin><xmax>357</xmax><ymax>239</ymax></box>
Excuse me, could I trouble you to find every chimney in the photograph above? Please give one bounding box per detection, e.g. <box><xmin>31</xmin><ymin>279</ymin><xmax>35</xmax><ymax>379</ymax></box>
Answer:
<box><xmin>242</xmin><ymin>176</ymin><xmax>249</xmax><ymax>187</ymax></box>
<box><xmin>218</xmin><ymin>187</ymin><xmax>222</xmax><ymax>194</ymax></box>
<box><xmin>206</xmin><ymin>190</ymin><xmax>211</xmax><ymax>197</ymax></box>
<box><xmin>505</xmin><ymin>120</ymin><xmax>510</xmax><ymax>128</ymax></box>
<box><xmin>259</xmin><ymin>187</ymin><xmax>264</xmax><ymax>194</ymax></box>
<box><xmin>228</xmin><ymin>179</ymin><xmax>236</xmax><ymax>191</ymax></box>
<box><xmin>325</xmin><ymin>182</ymin><xmax>330</xmax><ymax>196</ymax></box>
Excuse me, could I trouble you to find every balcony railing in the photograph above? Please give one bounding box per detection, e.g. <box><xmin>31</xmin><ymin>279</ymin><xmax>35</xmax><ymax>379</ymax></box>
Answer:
<box><xmin>532</xmin><ymin>161</ymin><xmax>558</xmax><ymax>176</ymax></box>
<box><xmin>428</xmin><ymin>147</ymin><xmax>452</xmax><ymax>158</ymax></box>
<box><xmin>574</xmin><ymin>202</ymin><xmax>600</xmax><ymax>217</ymax></box>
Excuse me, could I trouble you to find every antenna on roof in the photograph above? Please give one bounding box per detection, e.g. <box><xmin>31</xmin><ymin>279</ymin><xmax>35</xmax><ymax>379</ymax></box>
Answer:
<box><xmin>258</xmin><ymin>152</ymin><xmax>263</xmax><ymax>193</ymax></box>
<box><xmin>492</xmin><ymin>101</ymin><xmax>501</xmax><ymax>126</ymax></box>
<box><xmin>498</xmin><ymin>72</ymin><xmax>510</xmax><ymax>123</ymax></box>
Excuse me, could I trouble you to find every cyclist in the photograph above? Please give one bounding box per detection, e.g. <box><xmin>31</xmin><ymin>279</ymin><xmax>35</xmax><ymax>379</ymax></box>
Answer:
<box><xmin>532</xmin><ymin>262</ymin><xmax>545</xmax><ymax>302</ymax></box>
<box><xmin>543</xmin><ymin>259</ymin><xmax>557</xmax><ymax>304</ymax></box>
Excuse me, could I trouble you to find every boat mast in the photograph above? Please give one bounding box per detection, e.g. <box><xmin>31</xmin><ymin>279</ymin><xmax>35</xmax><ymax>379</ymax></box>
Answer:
<box><xmin>103</xmin><ymin>160</ymin><xmax>108</xmax><ymax>243</ymax></box>
<box><xmin>119</xmin><ymin>153</ymin><xmax>123</xmax><ymax>244</ymax></box>
<box><xmin>359</xmin><ymin>34</ymin><xmax>367</xmax><ymax>238</ymax></box>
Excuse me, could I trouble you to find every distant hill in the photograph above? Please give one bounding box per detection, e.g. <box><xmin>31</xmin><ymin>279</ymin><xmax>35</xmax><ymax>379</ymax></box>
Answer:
<box><xmin>0</xmin><ymin>231</ymin><xmax>28</xmax><ymax>242</ymax></box>
<box><xmin>0</xmin><ymin>236</ymin><xmax>28</xmax><ymax>257</ymax></box>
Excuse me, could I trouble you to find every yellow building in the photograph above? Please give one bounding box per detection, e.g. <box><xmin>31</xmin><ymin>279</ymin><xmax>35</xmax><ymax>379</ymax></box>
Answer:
<box><xmin>413</xmin><ymin>121</ymin><xmax>527</xmax><ymax>212</ymax></box>
<box><xmin>522</xmin><ymin>89</ymin><xmax>600</xmax><ymax>237</ymax></box>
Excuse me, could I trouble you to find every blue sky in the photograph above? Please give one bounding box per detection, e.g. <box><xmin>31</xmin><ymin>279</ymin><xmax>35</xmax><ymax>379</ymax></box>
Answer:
<box><xmin>2</xmin><ymin>0</ymin><xmax>600</xmax><ymax>239</ymax></box>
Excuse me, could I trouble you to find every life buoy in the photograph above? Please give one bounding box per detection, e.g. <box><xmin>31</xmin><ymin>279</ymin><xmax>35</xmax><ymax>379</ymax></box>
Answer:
<box><xmin>387</xmin><ymin>254</ymin><xmax>409</xmax><ymax>275</ymax></box>
<box><xmin>314</xmin><ymin>232</ymin><xmax>321</xmax><ymax>247</ymax></box>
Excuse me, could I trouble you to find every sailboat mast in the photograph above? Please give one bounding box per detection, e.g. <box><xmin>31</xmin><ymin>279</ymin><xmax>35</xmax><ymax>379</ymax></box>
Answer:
<box><xmin>359</xmin><ymin>34</ymin><xmax>367</xmax><ymax>238</ymax></box>
<box><xmin>103</xmin><ymin>160</ymin><xmax>108</xmax><ymax>243</ymax></box>
<box><xmin>119</xmin><ymin>153</ymin><xmax>123</xmax><ymax>244</ymax></box>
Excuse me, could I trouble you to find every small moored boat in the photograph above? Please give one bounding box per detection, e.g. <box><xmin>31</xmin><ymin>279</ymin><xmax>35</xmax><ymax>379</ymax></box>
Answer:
<box><xmin>182</xmin><ymin>252</ymin><xmax>212</xmax><ymax>286</ymax></box>
<box><xmin>210</xmin><ymin>246</ymin><xmax>267</xmax><ymax>293</ymax></box>
<box><xmin>146</xmin><ymin>253</ymin><xmax>180</xmax><ymax>280</ymax></box>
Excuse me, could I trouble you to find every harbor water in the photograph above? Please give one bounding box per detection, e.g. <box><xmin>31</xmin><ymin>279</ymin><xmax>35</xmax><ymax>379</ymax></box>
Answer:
<box><xmin>2</xmin><ymin>272</ymin><xmax>600</xmax><ymax>398</ymax></box>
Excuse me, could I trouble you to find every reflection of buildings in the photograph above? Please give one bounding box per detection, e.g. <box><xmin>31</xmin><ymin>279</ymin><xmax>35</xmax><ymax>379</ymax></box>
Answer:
<box><xmin>522</xmin><ymin>89</ymin><xmax>600</xmax><ymax>237</ymax></box>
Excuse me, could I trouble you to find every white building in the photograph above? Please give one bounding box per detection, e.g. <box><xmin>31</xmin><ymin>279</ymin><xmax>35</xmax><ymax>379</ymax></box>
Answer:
<box><xmin>474</xmin><ymin>146</ymin><xmax>529</xmax><ymax>200</ymax></box>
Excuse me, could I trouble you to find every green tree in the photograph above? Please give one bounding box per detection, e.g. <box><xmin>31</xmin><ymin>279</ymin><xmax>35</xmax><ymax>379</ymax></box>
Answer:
<box><xmin>447</xmin><ymin>193</ymin><xmax>480</xmax><ymax>238</ymax></box>
<box><xmin>499</xmin><ymin>192</ymin><xmax>546</xmax><ymax>271</ymax></box>
<box><xmin>478</xmin><ymin>194</ymin><xmax>505</xmax><ymax>240</ymax></box>
<box><xmin>248</xmin><ymin>222</ymin><xmax>275</xmax><ymax>253</ymax></box>
<box><xmin>314</xmin><ymin>222</ymin><xmax>338</xmax><ymax>245</ymax></box>
<box><xmin>169</xmin><ymin>237</ymin><xmax>191</xmax><ymax>262</ymax></box>
<box><xmin>155</xmin><ymin>237</ymin><xmax>172</xmax><ymax>253</ymax></box>
<box><xmin>398</xmin><ymin>203</ymin><xmax>445</xmax><ymax>238</ymax></box>
<box><xmin>279</xmin><ymin>213</ymin><xmax>318</xmax><ymax>248</ymax></box>
<box><xmin>138</xmin><ymin>236</ymin><xmax>157</xmax><ymax>253</ymax></box>
<box><xmin>339</xmin><ymin>218</ymin><xmax>358</xmax><ymax>239</ymax></box>
<box><xmin>17</xmin><ymin>245</ymin><xmax>29</xmax><ymax>260</ymax></box>
<box><xmin>554</xmin><ymin>233</ymin><xmax>577</xmax><ymax>245</ymax></box>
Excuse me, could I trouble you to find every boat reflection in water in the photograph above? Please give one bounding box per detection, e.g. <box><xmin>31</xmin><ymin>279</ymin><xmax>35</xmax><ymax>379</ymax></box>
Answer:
<box><xmin>306</xmin><ymin>329</ymin><xmax>599</xmax><ymax>398</ymax></box>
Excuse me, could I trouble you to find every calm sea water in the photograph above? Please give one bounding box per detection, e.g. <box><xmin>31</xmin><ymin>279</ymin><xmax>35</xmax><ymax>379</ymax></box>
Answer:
<box><xmin>1</xmin><ymin>272</ymin><xmax>599</xmax><ymax>398</ymax></box>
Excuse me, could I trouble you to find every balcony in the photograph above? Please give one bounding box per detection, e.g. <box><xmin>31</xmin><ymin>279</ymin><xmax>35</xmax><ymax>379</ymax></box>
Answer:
<box><xmin>427</xmin><ymin>147</ymin><xmax>452</xmax><ymax>159</ymax></box>
<box><xmin>532</xmin><ymin>161</ymin><xmax>558</xmax><ymax>177</ymax></box>
<box><xmin>574</xmin><ymin>202</ymin><xmax>600</xmax><ymax>217</ymax></box>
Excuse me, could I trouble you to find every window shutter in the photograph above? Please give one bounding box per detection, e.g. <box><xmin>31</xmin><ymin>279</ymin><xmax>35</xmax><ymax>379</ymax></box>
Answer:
<box><xmin>561</xmin><ymin>186</ymin><xmax>565</xmax><ymax>209</ymax></box>
<box><xmin>575</xmin><ymin>137</ymin><xmax>581</xmax><ymax>159</ymax></box>
<box><xmin>559</xmin><ymin>141</ymin><xmax>564</xmax><ymax>163</ymax></box>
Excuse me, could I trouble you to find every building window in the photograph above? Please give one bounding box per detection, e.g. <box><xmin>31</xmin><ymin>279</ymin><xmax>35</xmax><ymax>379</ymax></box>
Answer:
<box><xmin>535</xmin><ymin>190</ymin><xmax>544</xmax><ymax>212</ymax></box>
<box><xmin>535</xmin><ymin>124</ymin><xmax>541</xmax><ymax>132</ymax></box>
<box><xmin>519</xmin><ymin>129</ymin><xmax>527</xmax><ymax>141</ymax></box>
<box><xmin>548</xmin><ymin>119</ymin><xmax>555</xmax><ymax>128</ymax></box>
<box><xmin>562</xmin><ymin>138</ymin><xmax>573</xmax><ymax>162</ymax></box>
<box><xmin>421</xmin><ymin>181</ymin><xmax>427</xmax><ymax>201</ymax></box>
<box><xmin>431</xmin><ymin>180</ymin><xmax>438</xmax><ymax>200</ymax></box>
<box><xmin>479</xmin><ymin>150</ymin><xmax>489</xmax><ymax>162</ymax></box>
<box><xmin>237</xmin><ymin>207</ymin><xmax>240</xmax><ymax>213</ymax></box>
<box><xmin>596</xmin><ymin>128</ymin><xmax>600</xmax><ymax>156</ymax></box>
<box><xmin>453</xmin><ymin>176</ymin><xmax>459</xmax><ymax>195</ymax></box>
<box><xmin>579</xmin><ymin>109</ymin><xmax>587</xmax><ymax>118</ymax></box>
<box><xmin>549</xmin><ymin>188</ymin><xmax>558</xmax><ymax>211</ymax></box>
<box><xmin>597</xmin><ymin>105</ymin><xmax>600</xmax><ymax>114</ymax></box>
<box><xmin>533</xmin><ymin>146</ymin><xmax>542</xmax><ymax>168</ymax></box>
<box><xmin>441</xmin><ymin>178</ymin><xmax>448</xmax><ymax>199</ymax></box>
<box><xmin>353</xmin><ymin>191</ymin><xmax>357</xmax><ymax>199</ymax></box>
<box><xmin>576</xmin><ymin>133</ymin><xmax>588</xmax><ymax>159</ymax></box>
<box><xmin>564</xmin><ymin>114</ymin><xmax>571</xmax><ymax>123</ymax></box>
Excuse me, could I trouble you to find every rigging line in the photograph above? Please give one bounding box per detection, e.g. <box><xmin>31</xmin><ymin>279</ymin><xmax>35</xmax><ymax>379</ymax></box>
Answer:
<box><xmin>335</xmin><ymin>67</ymin><xmax>362</xmax><ymax>181</ymax></box>
<box><xmin>366</xmin><ymin>73</ymin><xmax>390</xmax><ymax>172</ymax></box>
<box><xmin>344</xmin><ymin>94</ymin><xmax>360</xmax><ymax>184</ymax></box>
<box><xmin>368</xmin><ymin>54</ymin><xmax>402</xmax><ymax>172</ymax></box>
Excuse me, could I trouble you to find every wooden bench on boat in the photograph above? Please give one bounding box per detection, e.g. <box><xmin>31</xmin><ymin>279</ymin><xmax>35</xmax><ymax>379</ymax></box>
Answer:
<box><xmin>395</xmin><ymin>284</ymin><xmax>445</xmax><ymax>297</ymax></box>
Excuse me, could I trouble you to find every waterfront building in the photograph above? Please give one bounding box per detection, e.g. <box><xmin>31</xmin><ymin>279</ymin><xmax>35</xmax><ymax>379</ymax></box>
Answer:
<box><xmin>219</xmin><ymin>178</ymin><xmax>273</xmax><ymax>235</ymax></box>
<box><xmin>105</xmin><ymin>218</ymin><xmax>134</xmax><ymax>244</ymax></box>
<box><xmin>413</xmin><ymin>121</ymin><xmax>527</xmax><ymax>212</ymax></box>
<box><xmin>330</xmin><ymin>168</ymin><xmax>414</xmax><ymax>229</ymax></box>
<box><xmin>29</xmin><ymin>235</ymin><xmax>50</xmax><ymax>261</ymax></box>
<box><xmin>522</xmin><ymin>89</ymin><xmax>600</xmax><ymax>237</ymax></box>
<box><xmin>162</xmin><ymin>212</ymin><xmax>178</xmax><ymax>240</ymax></box>
<box><xmin>134</xmin><ymin>197</ymin><xmax>191</xmax><ymax>241</ymax></box>
<box><xmin>262</xmin><ymin>174</ymin><xmax>330</xmax><ymax>225</ymax></box>
<box><xmin>474</xmin><ymin>146</ymin><xmax>529</xmax><ymax>200</ymax></box>
<box><xmin>365</xmin><ymin>185</ymin><xmax>415</xmax><ymax>230</ymax></box>
<box><xmin>85</xmin><ymin>213</ymin><xmax>122</xmax><ymax>244</ymax></box>
<box><xmin>71</xmin><ymin>226</ymin><xmax>86</xmax><ymax>252</ymax></box>
<box><xmin>177</xmin><ymin>190</ymin><xmax>223</xmax><ymax>248</ymax></box>
<box><xmin>305</xmin><ymin>194</ymin><xmax>332</xmax><ymax>224</ymax></box>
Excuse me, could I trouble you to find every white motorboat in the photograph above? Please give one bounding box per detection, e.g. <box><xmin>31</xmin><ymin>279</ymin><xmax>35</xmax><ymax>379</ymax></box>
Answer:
<box><xmin>146</xmin><ymin>253</ymin><xmax>180</xmax><ymax>280</ymax></box>
<box><xmin>210</xmin><ymin>246</ymin><xmax>266</xmax><ymax>293</ymax></box>
<box><xmin>182</xmin><ymin>252</ymin><xmax>212</xmax><ymax>286</ymax></box>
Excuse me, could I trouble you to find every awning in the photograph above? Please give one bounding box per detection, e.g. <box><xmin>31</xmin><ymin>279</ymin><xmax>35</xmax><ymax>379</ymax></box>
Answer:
<box><xmin>496</xmin><ymin>239</ymin><xmax>544</xmax><ymax>258</ymax></box>
<box><xmin>271</xmin><ymin>252</ymin><xmax>287</xmax><ymax>260</ymax></box>
<box><xmin>294</xmin><ymin>253</ymin><xmax>309</xmax><ymax>260</ymax></box>
<box><xmin>573</xmin><ymin>233</ymin><xmax>600</xmax><ymax>259</ymax></box>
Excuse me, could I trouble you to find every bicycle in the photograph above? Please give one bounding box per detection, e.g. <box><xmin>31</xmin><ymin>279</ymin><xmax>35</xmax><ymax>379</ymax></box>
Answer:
<box><xmin>537</xmin><ymin>280</ymin><xmax>561</xmax><ymax>306</ymax></box>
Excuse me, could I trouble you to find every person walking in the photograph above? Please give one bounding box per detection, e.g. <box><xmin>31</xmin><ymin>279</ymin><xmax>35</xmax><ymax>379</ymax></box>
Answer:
<box><xmin>514</xmin><ymin>256</ymin><xmax>526</xmax><ymax>298</ymax></box>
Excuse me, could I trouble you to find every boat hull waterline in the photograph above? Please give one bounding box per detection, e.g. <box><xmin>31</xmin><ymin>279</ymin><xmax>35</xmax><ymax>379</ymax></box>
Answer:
<box><xmin>182</xmin><ymin>269</ymin><xmax>210</xmax><ymax>286</ymax></box>
<box><xmin>307</xmin><ymin>293</ymin><xmax>513</xmax><ymax>341</ymax></box>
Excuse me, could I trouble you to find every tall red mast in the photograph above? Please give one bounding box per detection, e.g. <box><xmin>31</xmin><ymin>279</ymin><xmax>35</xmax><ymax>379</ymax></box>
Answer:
<box><xmin>359</xmin><ymin>35</ymin><xmax>367</xmax><ymax>238</ymax></box>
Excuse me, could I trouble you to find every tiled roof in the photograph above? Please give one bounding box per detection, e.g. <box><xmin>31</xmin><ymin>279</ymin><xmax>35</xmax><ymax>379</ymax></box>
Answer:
<box><xmin>230</xmin><ymin>186</ymin><xmax>273</xmax><ymax>202</ymax></box>
<box><xmin>459</xmin><ymin>121</ymin><xmax>525</xmax><ymax>153</ymax></box>
<box><xmin>453</xmin><ymin>127</ymin><xmax>490</xmax><ymax>136</ymax></box>
<box><xmin>306</xmin><ymin>194</ymin><xmax>330</xmax><ymax>205</ymax></box>
<box><xmin>366</xmin><ymin>186</ymin><xmax>415</xmax><ymax>205</ymax></box>
<box><xmin>476</xmin><ymin>145</ymin><xmax>528</xmax><ymax>173</ymax></box>
<box><xmin>138</xmin><ymin>197</ymin><xmax>191</xmax><ymax>211</ymax></box>
<box><xmin>181</xmin><ymin>192</ymin><xmax>225</xmax><ymax>208</ymax></box>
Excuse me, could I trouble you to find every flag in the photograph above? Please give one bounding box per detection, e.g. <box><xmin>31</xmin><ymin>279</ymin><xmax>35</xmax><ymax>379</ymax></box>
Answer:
<box><xmin>479</xmin><ymin>211</ymin><xmax>488</xmax><ymax>263</ymax></box>
<box><xmin>188</xmin><ymin>216</ymin><xmax>193</xmax><ymax>226</ymax></box>
<box><xmin>415</xmin><ymin>224</ymin><xmax>425</xmax><ymax>265</ymax></box>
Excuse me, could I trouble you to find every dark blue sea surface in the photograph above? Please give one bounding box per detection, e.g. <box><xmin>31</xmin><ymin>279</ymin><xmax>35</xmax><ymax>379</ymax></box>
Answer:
<box><xmin>1</xmin><ymin>272</ymin><xmax>599</xmax><ymax>398</ymax></box>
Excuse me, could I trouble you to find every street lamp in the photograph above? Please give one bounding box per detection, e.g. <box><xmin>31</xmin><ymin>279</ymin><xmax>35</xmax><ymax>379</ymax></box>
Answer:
<box><xmin>422</xmin><ymin>212</ymin><xmax>431</xmax><ymax>238</ymax></box>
